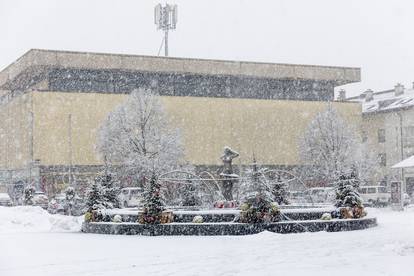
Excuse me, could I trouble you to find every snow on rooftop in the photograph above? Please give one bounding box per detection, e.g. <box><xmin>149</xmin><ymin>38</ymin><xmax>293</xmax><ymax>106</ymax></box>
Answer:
<box><xmin>347</xmin><ymin>87</ymin><xmax>414</xmax><ymax>114</ymax></box>
<box><xmin>392</xmin><ymin>155</ymin><xmax>414</xmax><ymax>169</ymax></box>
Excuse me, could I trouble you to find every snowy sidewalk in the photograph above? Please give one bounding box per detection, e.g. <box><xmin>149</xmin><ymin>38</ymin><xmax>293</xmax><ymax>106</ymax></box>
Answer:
<box><xmin>0</xmin><ymin>206</ymin><xmax>413</xmax><ymax>276</ymax></box>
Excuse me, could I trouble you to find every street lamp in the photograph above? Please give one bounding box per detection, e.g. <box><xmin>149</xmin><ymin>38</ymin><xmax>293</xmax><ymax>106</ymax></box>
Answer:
<box><xmin>154</xmin><ymin>3</ymin><xmax>178</xmax><ymax>57</ymax></box>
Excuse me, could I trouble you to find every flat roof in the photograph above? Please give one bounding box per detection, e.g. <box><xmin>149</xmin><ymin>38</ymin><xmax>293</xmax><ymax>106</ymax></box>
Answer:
<box><xmin>0</xmin><ymin>49</ymin><xmax>360</xmax><ymax>90</ymax></box>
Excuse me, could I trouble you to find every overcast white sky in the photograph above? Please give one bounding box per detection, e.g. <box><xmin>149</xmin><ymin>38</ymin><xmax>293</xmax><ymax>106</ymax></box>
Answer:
<box><xmin>1</xmin><ymin>0</ymin><xmax>413</xmax><ymax>97</ymax></box>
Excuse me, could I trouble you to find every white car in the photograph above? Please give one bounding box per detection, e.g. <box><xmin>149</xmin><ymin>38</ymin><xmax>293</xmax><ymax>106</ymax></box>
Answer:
<box><xmin>304</xmin><ymin>187</ymin><xmax>336</xmax><ymax>204</ymax></box>
<box><xmin>48</xmin><ymin>194</ymin><xmax>66</xmax><ymax>214</ymax></box>
<box><xmin>358</xmin><ymin>186</ymin><xmax>390</xmax><ymax>207</ymax></box>
<box><xmin>403</xmin><ymin>193</ymin><xmax>411</xmax><ymax>206</ymax></box>
<box><xmin>32</xmin><ymin>191</ymin><xmax>49</xmax><ymax>209</ymax></box>
<box><xmin>0</xmin><ymin>193</ymin><xmax>12</xmax><ymax>206</ymax></box>
<box><xmin>119</xmin><ymin>187</ymin><xmax>144</xmax><ymax>208</ymax></box>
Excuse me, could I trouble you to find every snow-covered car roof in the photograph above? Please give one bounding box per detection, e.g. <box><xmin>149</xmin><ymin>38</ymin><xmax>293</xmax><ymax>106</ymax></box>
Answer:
<box><xmin>359</xmin><ymin>186</ymin><xmax>387</xmax><ymax>189</ymax></box>
<box><xmin>0</xmin><ymin>193</ymin><xmax>11</xmax><ymax>199</ymax></box>
<box><xmin>121</xmin><ymin>187</ymin><xmax>143</xmax><ymax>190</ymax></box>
<box><xmin>308</xmin><ymin>187</ymin><xmax>334</xmax><ymax>191</ymax></box>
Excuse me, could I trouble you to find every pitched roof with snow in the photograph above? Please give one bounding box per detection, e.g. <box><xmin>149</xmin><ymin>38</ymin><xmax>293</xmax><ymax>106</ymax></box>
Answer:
<box><xmin>347</xmin><ymin>87</ymin><xmax>414</xmax><ymax>114</ymax></box>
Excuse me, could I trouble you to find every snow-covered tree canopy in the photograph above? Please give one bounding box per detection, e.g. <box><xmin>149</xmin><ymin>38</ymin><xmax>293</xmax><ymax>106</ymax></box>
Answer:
<box><xmin>97</xmin><ymin>88</ymin><xmax>184</xmax><ymax>182</ymax></box>
<box><xmin>299</xmin><ymin>106</ymin><xmax>379</xmax><ymax>184</ymax></box>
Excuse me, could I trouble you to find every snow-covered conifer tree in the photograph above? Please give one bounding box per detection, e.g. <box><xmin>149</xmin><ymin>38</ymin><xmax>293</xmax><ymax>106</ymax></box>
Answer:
<box><xmin>65</xmin><ymin>186</ymin><xmax>76</xmax><ymax>215</ymax></box>
<box><xmin>23</xmin><ymin>185</ymin><xmax>35</xmax><ymax>205</ymax></box>
<box><xmin>238</xmin><ymin>160</ymin><xmax>280</xmax><ymax>223</ymax></box>
<box><xmin>181</xmin><ymin>181</ymin><xmax>201</xmax><ymax>206</ymax></box>
<box><xmin>95</xmin><ymin>172</ymin><xmax>120</xmax><ymax>209</ymax></box>
<box><xmin>86</xmin><ymin>181</ymin><xmax>105</xmax><ymax>212</ymax></box>
<box><xmin>97</xmin><ymin>88</ymin><xmax>184</xmax><ymax>182</ymax></box>
<box><xmin>65</xmin><ymin>186</ymin><xmax>75</xmax><ymax>201</ymax></box>
<box><xmin>141</xmin><ymin>173</ymin><xmax>165</xmax><ymax>224</ymax></box>
<box><xmin>240</xmin><ymin>160</ymin><xmax>273</xmax><ymax>203</ymax></box>
<box><xmin>334</xmin><ymin>172</ymin><xmax>363</xmax><ymax>208</ymax></box>
<box><xmin>271</xmin><ymin>176</ymin><xmax>290</xmax><ymax>205</ymax></box>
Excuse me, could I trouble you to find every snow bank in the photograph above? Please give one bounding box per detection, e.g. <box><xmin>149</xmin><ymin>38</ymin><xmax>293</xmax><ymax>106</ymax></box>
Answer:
<box><xmin>0</xmin><ymin>206</ymin><xmax>82</xmax><ymax>233</ymax></box>
<box><xmin>1</xmin><ymin>207</ymin><xmax>414</xmax><ymax>276</ymax></box>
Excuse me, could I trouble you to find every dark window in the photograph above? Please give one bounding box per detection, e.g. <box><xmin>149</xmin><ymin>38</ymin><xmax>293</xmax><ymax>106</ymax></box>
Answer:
<box><xmin>367</xmin><ymin>188</ymin><xmax>376</xmax><ymax>194</ymax></box>
<box><xmin>359</xmin><ymin>188</ymin><xmax>367</xmax><ymax>194</ymax></box>
<box><xmin>378</xmin><ymin>129</ymin><xmax>386</xmax><ymax>143</ymax></box>
<box><xmin>403</xmin><ymin>126</ymin><xmax>414</xmax><ymax>147</ymax></box>
<box><xmin>378</xmin><ymin>153</ymin><xmax>387</xmax><ymax>166</ymax></box>
<box><xmin>362</xmin><ymin>131</ymin><xmax>368</xmax><ymax>143</ymax></box>
<box><xmin>378</xmin><ymin>187</ymin><xmax>387</xmax><ymax>193</ymax></box>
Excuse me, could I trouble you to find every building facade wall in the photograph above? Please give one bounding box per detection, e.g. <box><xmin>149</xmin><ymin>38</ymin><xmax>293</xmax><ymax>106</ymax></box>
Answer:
<box><xmin>0</xmin><ymin>90</ymin><xmax>362</xmax><ymax>195</ymax></box>
<box><xmin>362</xmin><ymin>109</ymin><xmax>414</xmax><ymax>195</ymax></box>
<box><xmin>31</xmin><ymin>91</ymin><xmax>362</xmax><ymax>167</ymax></box>
<box><xmin>0</xmin><ymin>92</ymin><xmax>32</xmax><ymax>170</ymax></box>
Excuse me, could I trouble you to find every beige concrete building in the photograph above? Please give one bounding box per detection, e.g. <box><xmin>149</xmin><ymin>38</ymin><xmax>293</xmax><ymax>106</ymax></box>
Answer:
<box><xmin>0</xmin><ymin>49</ymin><xmax>361</xmax><ymax>197</ymax></box>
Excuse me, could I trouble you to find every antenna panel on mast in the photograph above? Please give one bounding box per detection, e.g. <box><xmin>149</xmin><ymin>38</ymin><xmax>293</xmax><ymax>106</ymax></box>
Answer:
<box><xmin>154</xmin><ymin>4</ymin><xmax>162</xmax><ymax>29</ymax></box>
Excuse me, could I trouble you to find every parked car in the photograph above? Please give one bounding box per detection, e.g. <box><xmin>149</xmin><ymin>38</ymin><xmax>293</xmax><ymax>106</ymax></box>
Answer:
<box><xmin>0</xmin><ymin>193</ymin><xmax>12</xmax><ymax>206</ymax></box>
<box><xmin>289</xmin><ymin>191</ymin><xmax>307</xmax><ymax>204</ymax></box>
<box><xmin>47</xmin><ymin>194</ymin><xmax>66</xmax><ymax>214</ymax></box>
<box><xmin>32</xmin><ymin>191</ymin><xmax>49</xmax><ymax>209</ymax></box>
<box><xmin>358</xmin><ymin>186</ymin><xmax>390</xmax><ymax>207</ymax></box>
<box><xmin>403</xmin><ymin>193</ymin><xmax>411</xmax><ymax>206</ymax></box>
<box><xmin>119</xmin><ymin>187</ymin><xmax>143</xmax><ymax>208</ymax></box>
<box><xmin>304</xmin><ymin>187</ymin><xmax>336</xmax><ymax>204</ymax></box>
<box><xmin>48</xmin><ymin>193</ymin><xmax>86</xmax><ymax>215</ymax></box>
<box><xmin>70</xmin><ymin>196</ymin><xmax>87</xmax><ymax>216</ymax></box>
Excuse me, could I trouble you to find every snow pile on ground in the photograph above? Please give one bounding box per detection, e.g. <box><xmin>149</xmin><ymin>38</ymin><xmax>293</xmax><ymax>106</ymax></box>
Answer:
<box><xmin>1</xmin><ymin>206</ymin><xmax>414</xmax><ymax>276</ymax></box>
<box><xmin>0</xmin><ymin>206</ymin><xmax>82</xmax><ymax>233</ymax></box>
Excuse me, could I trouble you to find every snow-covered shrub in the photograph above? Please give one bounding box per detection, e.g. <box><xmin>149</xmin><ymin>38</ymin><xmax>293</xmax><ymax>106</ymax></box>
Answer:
<box><xmin>112</xmin><ymin>214</ymin><xmax>123</xmax><ymax>223</ymax></box>
<box><xmin>84</xmin><ymin>212</ymin><xmax>93</xmax><ymax>222</ymax></box>
<box><xmin>321</xmin><ymin>213</ymin><xmax>332</xmax><ymax>220</ymax></box>
<box><xmin>239</xmin><ymin>197</ymin><xmax>280</xmax><ymax>223</ymax></box>
<box><xmin>23</xmin><ymin>185</ymin><xmax>36</xmax><ymax>205</ymax></box>
<box><xmin>86</xmin><ymin>209</ymin><xmax>104</xmax><ymax>222</ymax></box>
<box><xmin>192</xmin><ymin>215</ymin><xmax>204</xmax><ymax>223</ymax></box>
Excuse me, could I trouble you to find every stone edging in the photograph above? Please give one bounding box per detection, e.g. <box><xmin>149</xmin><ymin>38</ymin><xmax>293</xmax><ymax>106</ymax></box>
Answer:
<box><xmin>82</xmin><ymin>217</ymin><xmax>377</xmax><ymax>236</ymax></box>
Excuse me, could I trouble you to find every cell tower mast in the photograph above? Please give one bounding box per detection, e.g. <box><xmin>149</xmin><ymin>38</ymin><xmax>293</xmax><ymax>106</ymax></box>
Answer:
<box><xmin>154</xmin><ymin>3</ymin><xmax>178</xmax><ymax>57</ymax></box>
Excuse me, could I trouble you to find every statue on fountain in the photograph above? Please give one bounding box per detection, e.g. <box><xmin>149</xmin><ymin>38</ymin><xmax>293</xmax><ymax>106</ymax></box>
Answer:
<box><xmin>219</xmin><ymin>146</ymin><xmax>239</xmax><ymax>201</ymax></box>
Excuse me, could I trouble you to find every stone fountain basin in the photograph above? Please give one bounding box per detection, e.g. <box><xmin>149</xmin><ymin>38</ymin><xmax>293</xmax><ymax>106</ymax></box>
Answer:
<box><xmin>82</xmin><ymin>217</ymin><xmax>377</xmax><ymax>236</ymax></box>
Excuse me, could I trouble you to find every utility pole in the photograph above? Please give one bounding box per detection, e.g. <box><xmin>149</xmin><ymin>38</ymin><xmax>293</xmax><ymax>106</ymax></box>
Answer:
<box><xmin>29</xmin><ymin>111</ymin><xmax>34</xmax><ymax>188</ymax></box>
<box><xmin>398</xmin><ymin>112</ymin><xmax>405</xmax><ymax>210</ymax></box>
<box><xmin>68</xmin><ymin>114</ymin><xmax>73</xmax><ymax>189</ymax></box>
<box><xmin>154</xmin><ymin>3</ymin><xmax>178</xmax><ymax>57</ymax></box>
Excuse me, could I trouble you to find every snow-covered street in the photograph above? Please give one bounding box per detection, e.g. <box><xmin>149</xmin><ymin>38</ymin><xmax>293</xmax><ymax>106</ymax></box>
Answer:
<box><xmin>1</xmin><ymin>206</ymin><xmax>413</xmax><ymax>276</ymax></box>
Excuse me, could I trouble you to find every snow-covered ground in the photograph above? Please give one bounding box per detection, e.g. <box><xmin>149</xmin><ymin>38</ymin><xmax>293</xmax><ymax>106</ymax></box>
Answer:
<box><xmin>1</xmin><ymin>206</ymin><xmax>413</xmax><ymax>276</ymax></box>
